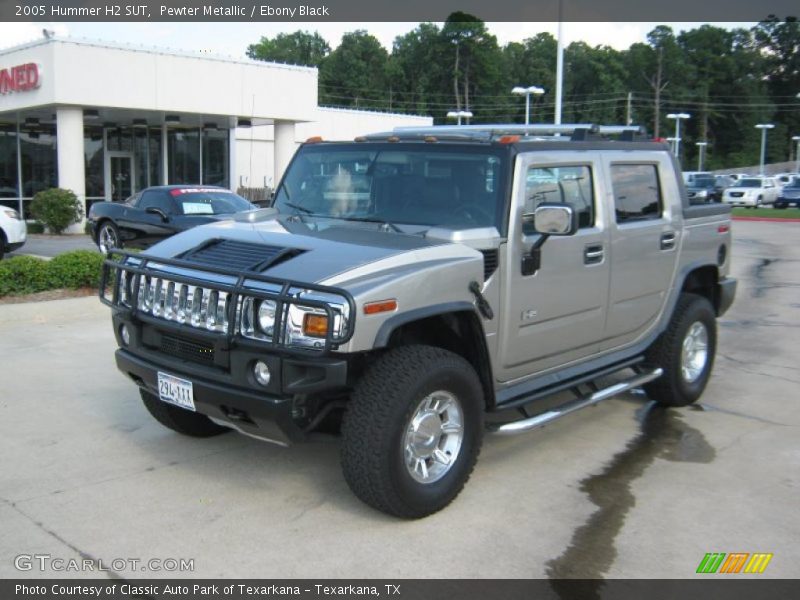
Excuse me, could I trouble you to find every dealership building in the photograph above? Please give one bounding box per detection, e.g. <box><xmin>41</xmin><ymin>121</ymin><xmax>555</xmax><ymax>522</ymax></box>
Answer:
<box><xmin>0</xmin><ymin>36</ymin><xmax>430</xmax><ymax>227</ymax></box>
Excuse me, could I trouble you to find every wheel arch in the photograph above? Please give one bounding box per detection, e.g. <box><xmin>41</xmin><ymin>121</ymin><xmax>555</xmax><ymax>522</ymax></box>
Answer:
<box><xmin>679</xmin><ymin>264</ymin><xmax>721</xmax><ymax>314</ymax></box>
<box><xmin>374</xmin><ymin>306</ymin><xmax>496</xmax><ymax>409</ymax></box>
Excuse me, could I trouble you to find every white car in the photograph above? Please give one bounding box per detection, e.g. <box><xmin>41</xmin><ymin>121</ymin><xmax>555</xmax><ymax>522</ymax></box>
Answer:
<box><xmin>0</xmin><ymin>206</ymin><xmax>27</xmax><ymax>259</ymax></box>
<box><xmin>722</xmin><ymin>177</ymin><xmax>779</xmax><ymax>207</ymax></box>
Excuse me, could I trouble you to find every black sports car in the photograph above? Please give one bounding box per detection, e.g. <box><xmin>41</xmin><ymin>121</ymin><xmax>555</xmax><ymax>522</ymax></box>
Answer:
<box><xmin>88</xmin><ymin>186</ymin><xmax>256</xmax><ymax>253</ymax></box>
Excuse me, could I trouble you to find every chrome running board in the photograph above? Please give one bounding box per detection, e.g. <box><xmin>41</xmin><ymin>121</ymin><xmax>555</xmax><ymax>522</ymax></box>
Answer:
<box><xmin>488</xmin><ymin>368</ymin><xmax>663</xmax><ymax>435</ymax></box>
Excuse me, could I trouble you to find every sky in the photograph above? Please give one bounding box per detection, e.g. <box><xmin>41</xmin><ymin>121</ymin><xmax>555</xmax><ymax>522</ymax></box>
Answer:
<box><xmin>0</xmin><ymin>21</ymin><xmax>758</xmax><ymax>58</ymax></box>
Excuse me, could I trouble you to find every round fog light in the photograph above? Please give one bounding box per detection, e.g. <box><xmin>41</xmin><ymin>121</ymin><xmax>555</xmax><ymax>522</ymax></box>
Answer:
<box><xmin>120</xmin><ymin>324</ymin><xmax>131</xmax><ymax>346</ymax></box>
<box><xmin>253</xmin><ymin>361</ymin><xmax>271</xmax><ymax>386</ymax></box>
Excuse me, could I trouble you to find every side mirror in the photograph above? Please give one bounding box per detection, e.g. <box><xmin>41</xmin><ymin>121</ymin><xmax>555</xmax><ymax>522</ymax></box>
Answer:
<box><xmin>521</xmin><ymin>203</ymin><xmax>578</xmax><ymax>276</ymax></box>
<box><xmin>145</xmin><ymin>207</ymin><xmax>169</xmax><ymax>222</ymax></box>
<box><xmin>530</xmin><ymin>203</ymin><xmax>578</xmax><ymax>236</ymax></box>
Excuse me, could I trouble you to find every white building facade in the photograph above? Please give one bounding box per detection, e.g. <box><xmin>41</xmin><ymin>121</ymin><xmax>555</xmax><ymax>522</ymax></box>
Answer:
<box><xmin>0</xmin><ymin>37</ymin><xmax>431</xmax><ymax>226</ymax></box>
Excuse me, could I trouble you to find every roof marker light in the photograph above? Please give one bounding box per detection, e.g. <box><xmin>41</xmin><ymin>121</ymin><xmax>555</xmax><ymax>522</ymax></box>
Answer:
<box><xmin>498</xmin><ymin>135</ymin><xmax>520</xmax><ymax>144</ymax></box>
<box><xmin>305</xmin><ymin>136</ymin><xmax>323</xmax><ymax>143</ymax></box>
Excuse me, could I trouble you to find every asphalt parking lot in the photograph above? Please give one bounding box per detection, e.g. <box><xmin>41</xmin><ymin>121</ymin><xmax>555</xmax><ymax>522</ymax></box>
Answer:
<box><xmin>1</xmin><ymin>220</ymin><xmax>798</xmax><ymax>580</ymax></box>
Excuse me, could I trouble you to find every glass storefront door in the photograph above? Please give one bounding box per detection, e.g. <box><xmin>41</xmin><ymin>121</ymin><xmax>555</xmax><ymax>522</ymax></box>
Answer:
<box><xmin>105</xmin><ymin>152</ymin><xmax>134</xmax><ymax>202</ymax></box>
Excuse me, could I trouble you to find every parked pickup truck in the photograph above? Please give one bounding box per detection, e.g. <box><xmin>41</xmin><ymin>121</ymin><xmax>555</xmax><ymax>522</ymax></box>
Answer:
<box><xmin>100</xmin><ymin>124</ymin><xmax>736</xmax><ymax>518</ymax></box>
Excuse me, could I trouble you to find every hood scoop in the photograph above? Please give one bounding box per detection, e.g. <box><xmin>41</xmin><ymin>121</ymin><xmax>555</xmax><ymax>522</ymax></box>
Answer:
<box><xmin>178</xmin><ymin>239</ymin><xmax>305</xmax><ymax>272</ymax></box>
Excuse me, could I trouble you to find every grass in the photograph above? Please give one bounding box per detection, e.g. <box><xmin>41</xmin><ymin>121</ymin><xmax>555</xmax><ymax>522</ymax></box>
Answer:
<box><xmin>731</xmin><ymin>207</ymin><xmax>800</xmax><ymax>219</ymax></box>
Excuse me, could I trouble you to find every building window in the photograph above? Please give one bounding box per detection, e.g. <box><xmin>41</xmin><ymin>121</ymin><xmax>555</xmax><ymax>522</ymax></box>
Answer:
<box><xmin>20</xmin><ymin>125</ymin><xmax>57</xmax><ymax>213</ymax></box>
<box><xmin>148</xmin><ymin>127</ymin><xmax>162</xmax><ymax>187</ymax></box>
<box><xmin>168</xmin><ymin>128</ymin><xmax>200</xmax><ymax>184</ymax></box>
<box><xmin>610</xmin><ymin>164</ymin><xmax>663</xmax><ymax>223</ymax></box>
<box><xmin>202</xmin><ymin>128</ymin><xmax>229</xmax><ymax>188</ymax></box>
<box><xmin>84</xmin><ymin>126</ymin><xmax>104</xmax><ymax>199</ymax></box>
<box><xmin>0</xmin><ymin>123</ymin><xmax>18</xmax><ymax>212</ymax></box>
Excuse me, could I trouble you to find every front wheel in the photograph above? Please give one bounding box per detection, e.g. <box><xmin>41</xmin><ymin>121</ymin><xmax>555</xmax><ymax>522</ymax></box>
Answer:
<box><xmin>97</xmin><ymin>221</ymin><xmax>122</xmax><ymax>255</ymax></box>
<box><xmin>643</xmin><ymin>293</ymin><xmax>717</xmax><ymax>407</ymax></box>
<box><xmin>341</xmin><ymin>345</ymin><xmax>484</xmax><ymax>518</ymax></box>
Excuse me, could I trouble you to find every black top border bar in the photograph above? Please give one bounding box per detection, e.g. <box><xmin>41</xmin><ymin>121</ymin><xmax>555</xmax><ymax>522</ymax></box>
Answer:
<box><xmin>1</xmin><ymin>0</ymin><xmax>798</xmax><ymax>23</ymax></box>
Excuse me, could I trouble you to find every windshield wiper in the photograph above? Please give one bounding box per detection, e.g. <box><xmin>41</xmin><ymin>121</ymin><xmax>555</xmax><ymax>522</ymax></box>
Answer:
<box><xmin>336</xmin><ymin>216</ymin><xmax>402</xmax><ymax>232</ymax></box>
<box><xmin>282</xmin><ymin>201</ymin><xmax>316</xmax><ymax>215</ymax></box>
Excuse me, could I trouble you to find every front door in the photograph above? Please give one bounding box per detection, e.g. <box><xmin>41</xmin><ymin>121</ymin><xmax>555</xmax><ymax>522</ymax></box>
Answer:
<box><xmin>105</xmin><ymin>152</ymin><xmax>135</xmax><ymax>202</ymax></box>
<box><xmin>496</xmin><ymin>152</ymin><xmax>611</xmax><ymax>382</ymax></box>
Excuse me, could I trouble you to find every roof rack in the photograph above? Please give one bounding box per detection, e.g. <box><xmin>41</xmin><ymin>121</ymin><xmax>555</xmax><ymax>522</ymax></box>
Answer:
<box><xmin>379</xmin><ymin>123</ymin><xmax>647</xmax><ymax>142</ymax></box>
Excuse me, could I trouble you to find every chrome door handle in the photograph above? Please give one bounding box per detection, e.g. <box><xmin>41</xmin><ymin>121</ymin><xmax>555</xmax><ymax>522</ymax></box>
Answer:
<box><xmin>584</xmin><ymin>244</ymin><xmax>604</xmax><ymax>265</ymax></box>
<box><xmin>661</xmin><ymin>232</ymin><xmax>677</xmax><ymax>250</ymax></box>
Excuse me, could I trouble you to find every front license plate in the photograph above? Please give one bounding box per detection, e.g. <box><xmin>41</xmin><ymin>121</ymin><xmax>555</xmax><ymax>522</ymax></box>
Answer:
<box><xmin>157</xmin><ymin>372</ymin><xmax>196</xmax><ymax>411</ymax></box>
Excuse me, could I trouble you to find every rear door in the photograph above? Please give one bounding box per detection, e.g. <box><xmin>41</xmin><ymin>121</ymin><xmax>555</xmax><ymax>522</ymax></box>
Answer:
<box><xmin>600</xmin><ymin>154</ymin><xmax>681</xmax><ymax>350</ymax></box>
<box><xmin>496</xmin><ymin>152</ymin><xmax>611</xmax><ymax>381</ymax></box>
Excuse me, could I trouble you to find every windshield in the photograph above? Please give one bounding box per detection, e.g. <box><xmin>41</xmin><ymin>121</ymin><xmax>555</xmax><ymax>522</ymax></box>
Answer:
<box><xmin>274</xmin><ymin>144</ymin><xmax>506</xmax><ymax>229</ymax></box>
<box><xmin>169</xmin><ymin>189</ymin><xmax>253</xmax><ymax>215</ymax></box>
<box><xmin>691</xmin><ymin>176</ymin><xmax>715</xmax><ymax>187</ymax></box>
<box><xmin>733</xmin><ymin>179</ymin><xmax>761</xmax><ymax>188</ymax></box>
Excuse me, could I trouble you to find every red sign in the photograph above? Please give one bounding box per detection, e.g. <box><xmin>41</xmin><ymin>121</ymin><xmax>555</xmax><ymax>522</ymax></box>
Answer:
<box><xmin>0</xmin><ymin>63</ymin><xmax>41</xmax><ymax>95</ymax></box>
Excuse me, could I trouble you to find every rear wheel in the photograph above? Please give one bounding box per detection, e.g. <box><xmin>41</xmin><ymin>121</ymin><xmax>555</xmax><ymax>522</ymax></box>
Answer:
<box><xmin>140</xmin><ymin>389</ymin><xmax>230</xmax><ymax>437</ymax></box>
<box><xmin>643</xmin><ymin>293</ymin><xmax>717</xmax><ymax>407</ymax></box>
<box><xmin>341</xmin><ymin>345</ymin><xmax>484</xmax><ymax>518</ymax></box>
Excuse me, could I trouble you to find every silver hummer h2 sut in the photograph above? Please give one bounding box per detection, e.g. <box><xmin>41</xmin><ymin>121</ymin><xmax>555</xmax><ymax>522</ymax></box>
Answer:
<box><xmin>100</xmin><ymin>124</ymin><xmax>736</xmax><ymax>518</ymax></box>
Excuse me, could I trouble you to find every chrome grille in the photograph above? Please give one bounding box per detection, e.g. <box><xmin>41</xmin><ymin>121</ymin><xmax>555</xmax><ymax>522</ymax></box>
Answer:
<box><xmin>127</xmin><ymin>274</ymin><xmax>231</xmax><ymax>333</ymax></box>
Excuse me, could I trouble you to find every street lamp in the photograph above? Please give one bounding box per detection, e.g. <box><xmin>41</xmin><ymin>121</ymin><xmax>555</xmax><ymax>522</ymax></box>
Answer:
<box><xmin>666</xmin><ymin>113</ymin><xmax>690</xmax><ymax>163</ymax></box>
<box><xmin>792</xmin><ymin>135</ymin><xmax>800</xmax><ymax>174</ymax></box>
<box><xmin>696</xmin><ymin>141</ymin><xmax>708</xmax><ymax>171</ymax></box>
<box><xmin>754</xmin><ymin>123</ymin><xmax>775</xmax><ymax>175</ymax></box>
<box><xmin>666</xmin><ymin>137</ymin><xmax>678</xmax><ymax>154</ymax></box>
<box><xmin>511</xmin><ymin>85</ymin><xmax>545</xmax><ymax>125</ymax></box>
<box><xmin>446</xmin><ymin>110</ymin><xmax>473</xmax><ymax>126</ymax></box>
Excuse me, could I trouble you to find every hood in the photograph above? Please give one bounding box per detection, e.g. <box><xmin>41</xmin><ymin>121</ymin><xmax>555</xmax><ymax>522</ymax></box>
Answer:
<box><xmin>138</xmin><ymin>213</ymin><xmax>484</xmax><ymax>287</ymax></box>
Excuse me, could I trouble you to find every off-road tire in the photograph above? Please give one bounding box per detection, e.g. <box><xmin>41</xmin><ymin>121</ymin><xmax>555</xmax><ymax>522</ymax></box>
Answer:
<box><xmin>140</xmin><ymin>389</ymin><xmax>230</xmax><ymax>437</ymax></box>
<box><xmin>0</xmin><ymin>230</ymin><xmax>6</xmax><ymax>260</ymax></box>
<box><xmin>341</xmin><ymin>345</ymin><xmax>484</xmax><ymax>518</ymax></box>
<box><xmin>643</xmin><ymin>293</ymin><xmax>717</xmax><ymax>407</ymax></box>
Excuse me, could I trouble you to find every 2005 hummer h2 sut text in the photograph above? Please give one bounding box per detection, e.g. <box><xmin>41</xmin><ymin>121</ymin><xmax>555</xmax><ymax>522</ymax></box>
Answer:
<box><xmin>101</xmin><ymin>124</ymin><xmax>737</xmax><ymax>518</ymax></box>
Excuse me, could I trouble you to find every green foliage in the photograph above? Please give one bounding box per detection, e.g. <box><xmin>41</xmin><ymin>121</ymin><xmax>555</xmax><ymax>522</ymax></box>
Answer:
<box><xmin>246</xmin><ymin>30</ymin><xmax>330</xmax><ymax>67</ymax></box>
<box><xmin>26</xmin><ymin>221</ymin><xmax>45</xmax><ymax>234</ymax></box>
<box><xmin>29</xmin><ymin>188</ymin><xmax>83</xmax><ymax>235</ymax></box>
<box><xmin>247</xmin><ymin>13</ymin><xmax>800</xmax><ymax>169</ymax></box>
<box><xmin>0</xmin><ymin>250</ymin><xmax>104</xmax><ymax>297</ymax></box>
<box><xmin>0</xmin><ymin>256</ymin><xmax>52</xmax><ymax>296</ymax></box>
<box><xmin>47</xmin><ymin>250</ymin><xmax>105</xmax><ymax>289</ymax></box>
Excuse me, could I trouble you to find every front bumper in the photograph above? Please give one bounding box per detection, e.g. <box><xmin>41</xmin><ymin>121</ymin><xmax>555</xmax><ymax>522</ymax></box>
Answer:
<box><xmin>3</xmin><ymin>218</ymin><xmax>26</xmax><ymax>245</ymax></box>
<box><xmin>776</xmin><ymin>196</ymin><xmax>800</xmax><ymax>207</ymax></box>
<box><xmin>112</xmin><ymin>312</ymin><xmax>349</xmax><ymax>445</ymax></box>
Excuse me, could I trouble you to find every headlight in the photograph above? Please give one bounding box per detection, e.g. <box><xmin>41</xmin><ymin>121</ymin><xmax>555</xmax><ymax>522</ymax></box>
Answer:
<box><xmin>257</xmin><ymin>299</ymin><xmax>276</xmax><ymax>335</ymax></box>
<box><xmin>2</xmin><ymin>208</ymin><xmax>20</xmax><ymax>220</ymax></box>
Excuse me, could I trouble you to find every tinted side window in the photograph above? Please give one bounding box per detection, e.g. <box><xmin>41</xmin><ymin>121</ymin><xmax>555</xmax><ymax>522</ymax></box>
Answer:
<box><xmin>139</xmin><ymin>190</ymin><xmax>175</xmax><ymax>213</ymax></box>
<box><xmin>611</xmin><ymin>164</ymin><xmax>662</xmax><ymax>223</ymax></box>
<box><xmin>524</xmin><ymin>165</ymin><xmax>594</xmax><ymax>234</ymax></box>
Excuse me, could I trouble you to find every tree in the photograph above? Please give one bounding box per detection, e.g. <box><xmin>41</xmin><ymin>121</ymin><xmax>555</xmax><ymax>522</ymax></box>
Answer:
<box><xmin>440</xmin><ymin>12</ymin><xmax>502</xmax><ymax>122</ymax></box>
<box><xmin>246</xmin><ymin>31</ymin><xmax>330</xmax><ymax>67</ymax></box>
<box><xmin>501</xmin><ymin>33</ymin><xmax>557</xmax><ymax>122</ymax></box>
<box><xmin>389</xmin><ymin>23</ymin><xmax>446</xmax><ymax>115</ymax></box>
<box><xmin>318</xmin><ymin>31</ymin><xmax>389</xmax><ymax>109</ymax></box>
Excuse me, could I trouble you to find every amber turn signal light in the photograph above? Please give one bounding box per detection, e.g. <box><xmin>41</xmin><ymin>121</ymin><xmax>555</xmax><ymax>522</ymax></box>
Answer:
<box><xmin>363</xmin><ymin>299</ymin><xmax>398</xmax><ymax>315</ymax></box>
<box><xmin>302</xmin><ymin>314</ymin><xmax>328</xmax><ymax>337</ymax></box>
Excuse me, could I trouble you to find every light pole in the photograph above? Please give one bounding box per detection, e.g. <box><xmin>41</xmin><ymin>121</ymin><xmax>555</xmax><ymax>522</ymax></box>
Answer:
<box><xmin>792</xmin><ymin>135</ymin><xmax>800</xmax><ymax>174</ymax></box>
<box><xmin>696</xmin><ymin>141</ymin><xmax>708</xmax><ymax>171</ymax></box>
<box><xmin>446</xmin><ymin>110</ymin><xmax>472</xmax><ymax>126</ymax></box>
<box><xmin>666</xmin><ymin>137</ymin><xmax>678</xmax><ymax>154</ymax></box>
<box><xmin>755</xmin><ymin>123</ymin><xmax>774</xmax><ymax>175</ymax></box>
<box><xmin>511</xmin><ymin>86</ymin><xmax>545</xmax><ymax>125</ymax></box>
<box><xmin>666</xmin><ymin>113</ymin><xmax>690</xmax><ymax>164</ymax></box>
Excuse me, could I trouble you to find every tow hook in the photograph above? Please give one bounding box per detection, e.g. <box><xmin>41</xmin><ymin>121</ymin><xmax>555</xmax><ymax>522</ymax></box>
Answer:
<box><xmin>469</xmin><ymin>281</ymin><xmax>494</xmax><ymax>320</ymax></box>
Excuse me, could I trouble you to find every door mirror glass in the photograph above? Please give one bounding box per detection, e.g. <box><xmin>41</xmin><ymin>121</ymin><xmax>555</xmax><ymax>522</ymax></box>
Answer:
<box><xmin>529</xmin><ymin>203</ymin><xmax>578</xmax><ymax>236</ymax></box>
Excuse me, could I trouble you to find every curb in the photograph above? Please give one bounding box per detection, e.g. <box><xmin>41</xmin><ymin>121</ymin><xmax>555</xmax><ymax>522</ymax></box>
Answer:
<box><xmin>732</xmin><ymin>216</ymin><xmax>800</xmax><ymax>223</ymax></box>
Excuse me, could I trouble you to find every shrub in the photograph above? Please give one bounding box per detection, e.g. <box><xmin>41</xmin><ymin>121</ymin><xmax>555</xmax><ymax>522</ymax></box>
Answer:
<box><xmin>0</xmin><ymin>250</ymin><xmax>105</xmax><ymax>297</ymax></box>
<box><xmin>26</xmin><ymin>221</ymin><xmax>45</xmax><ymax>234</ymax></box>
<box><xmin>48</xmin><ymin>250</ymin><xmax>105</xmax><ymax>289</ymax></box>
<box><xmin>0</xmin><ymin>256</ymin><xmax>52</xmax><ymax>296</ymax></box>
<box><xmin>29</xmin><ymin>188</ymin><xmax>83</xmax><ymax>234</ymax></box>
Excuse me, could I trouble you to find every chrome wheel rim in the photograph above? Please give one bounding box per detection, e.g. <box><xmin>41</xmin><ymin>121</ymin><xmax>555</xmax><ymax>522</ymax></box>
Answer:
<box><xmin>99</xmin><ymin>225</ymin><xmax>118</xmax><ymax>255</ymax></box>
<box><xmin>681</xmin><ymin>321</ymin><xmax>709</xmax><ymax>383</ymax></box>
<box><xmin>403</xmin><ymin>390</ymin><xmax>464</xmax><ymax>484</ymax></box>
